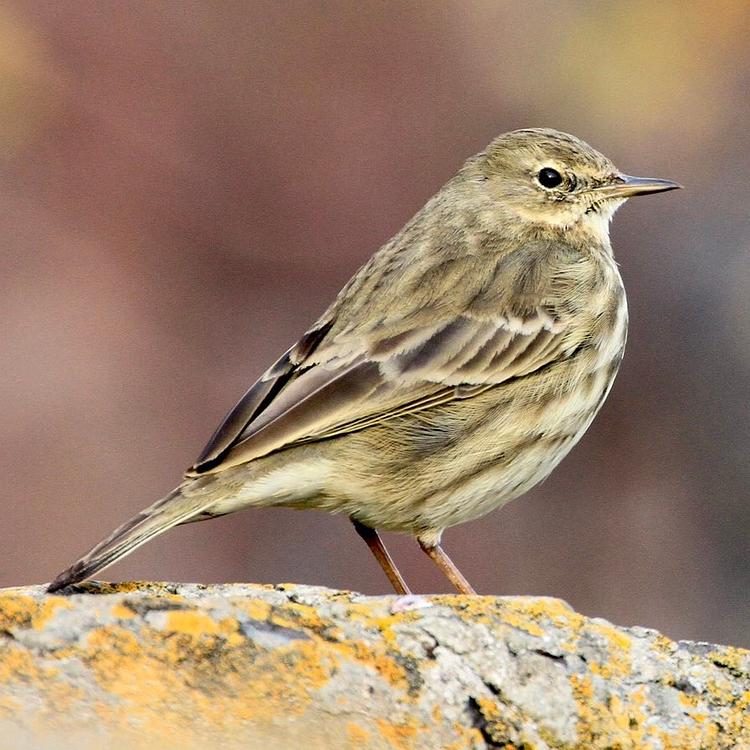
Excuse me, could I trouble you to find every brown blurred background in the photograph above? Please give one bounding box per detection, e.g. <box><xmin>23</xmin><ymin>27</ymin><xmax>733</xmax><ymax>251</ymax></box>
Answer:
<box><xmin>1</xmin><ymin>1</ymin><xmax>748</xmax><ymax>647</ymax></box>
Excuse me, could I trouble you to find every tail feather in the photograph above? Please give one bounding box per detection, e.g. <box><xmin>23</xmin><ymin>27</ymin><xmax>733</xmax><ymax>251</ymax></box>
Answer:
<box><xmin>47</xmin><ymin>485</ymin><xmax>218</xmax><ymax>593</ymax></box>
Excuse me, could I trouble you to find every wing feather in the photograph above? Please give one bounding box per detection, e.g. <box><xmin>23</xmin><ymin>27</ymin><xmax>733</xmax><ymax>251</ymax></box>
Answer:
<box><xmin>192</xmin><ymin>324</ymin><xmax>331</xmax><ymax>470</ymax></box>
<box><xmin>189</xmin><ymin>307</ymin><xmax>567</xmax><ymax>475</ymax></box>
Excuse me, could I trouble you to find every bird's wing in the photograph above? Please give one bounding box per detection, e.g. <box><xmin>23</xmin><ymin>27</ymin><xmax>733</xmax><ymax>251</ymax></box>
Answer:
<box><xmin>188</xmin><ymin>305</ymin><xmax>571</xmax><ymax>475</ymax></box>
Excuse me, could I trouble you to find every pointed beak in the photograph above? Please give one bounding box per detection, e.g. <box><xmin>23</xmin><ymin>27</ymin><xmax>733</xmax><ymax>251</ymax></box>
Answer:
<box><xmin>592</xmin><ymin>174</ymin><xmax>682</xmax><ymax>199</ymax></box>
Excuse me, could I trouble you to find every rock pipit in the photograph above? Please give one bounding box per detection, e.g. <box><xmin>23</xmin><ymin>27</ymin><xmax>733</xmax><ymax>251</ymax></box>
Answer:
<box><xmin>48</xmin><ymin>129</ymin><xmax>679</xmax><ymax>595</ymax></box>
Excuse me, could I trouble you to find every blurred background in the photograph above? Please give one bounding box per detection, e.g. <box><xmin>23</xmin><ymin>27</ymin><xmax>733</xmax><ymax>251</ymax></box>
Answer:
<box><xmin>1</xmin><ymin>1</ymin><xmax>748</xmax><ymax>647</ymax></box>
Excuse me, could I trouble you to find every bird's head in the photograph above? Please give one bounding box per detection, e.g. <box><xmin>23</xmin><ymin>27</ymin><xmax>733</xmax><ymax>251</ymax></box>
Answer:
<box><xmin>470</xmin><ymin>128</ymin><xmax>680</xmax><ymax>240</ymax></box>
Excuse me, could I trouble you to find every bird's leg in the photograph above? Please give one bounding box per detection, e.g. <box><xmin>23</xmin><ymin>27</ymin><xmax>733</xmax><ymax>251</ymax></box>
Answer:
<box><xmin>418</xmin><ymin>540</ymin><xmax>477</xmax><ymax>595</ymax></box>
<box><xmin>351</xmin><ymin>519</ymin><xmax>411</xmax><ymax>595</ymax></box>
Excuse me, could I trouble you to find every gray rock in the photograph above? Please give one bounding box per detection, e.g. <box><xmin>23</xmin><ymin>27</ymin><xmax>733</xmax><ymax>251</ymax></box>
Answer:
<box><xmin>0</xmin><ymin>582</ymin><xmax>747</xmax><ymax>749</ymax></box>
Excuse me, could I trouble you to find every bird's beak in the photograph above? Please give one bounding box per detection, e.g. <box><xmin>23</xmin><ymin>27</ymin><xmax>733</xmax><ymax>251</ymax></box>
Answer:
<box><xmin>592</xmin><ymin>174</ymin><xmax>682</xmax><ymax>199</ymax></box>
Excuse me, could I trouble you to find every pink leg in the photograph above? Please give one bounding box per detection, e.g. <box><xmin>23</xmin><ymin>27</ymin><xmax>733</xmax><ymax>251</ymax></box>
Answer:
<box><xmin>418</xmin><ymin>540</ymin><xmax>477</xmax><ymax>594</ymax></box>
<box><xmin>352</xmin><ymin>519</ymin><xmax>411</xmax><ymax>595</ymax></box>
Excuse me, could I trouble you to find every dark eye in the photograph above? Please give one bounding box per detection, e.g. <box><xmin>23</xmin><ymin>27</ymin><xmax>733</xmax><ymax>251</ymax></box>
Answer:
<box><xmin>537</xmin><ymin>167</ymin><xmax>563</xmax><ymax>189</ymax></box>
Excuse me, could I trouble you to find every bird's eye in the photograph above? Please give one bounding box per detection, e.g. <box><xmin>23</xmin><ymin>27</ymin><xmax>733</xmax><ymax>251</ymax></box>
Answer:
<box><xmin>537</xmin><ymin>167</ymin><xmax>563</xmax><ymax>189</ymax></box>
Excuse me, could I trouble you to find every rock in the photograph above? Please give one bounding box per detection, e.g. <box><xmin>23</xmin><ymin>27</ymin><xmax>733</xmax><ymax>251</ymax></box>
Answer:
<box><xmin>0</xmin><ymin>582</ymin><xmax>747</xmax><ymax>749</ymax></box>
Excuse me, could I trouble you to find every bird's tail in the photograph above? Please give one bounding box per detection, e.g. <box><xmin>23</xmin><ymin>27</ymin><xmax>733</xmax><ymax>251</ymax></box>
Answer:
<box><xmin>47</xmin><ymin>483</ymin><xmax>220</xmax><ymax>593</ymax></box>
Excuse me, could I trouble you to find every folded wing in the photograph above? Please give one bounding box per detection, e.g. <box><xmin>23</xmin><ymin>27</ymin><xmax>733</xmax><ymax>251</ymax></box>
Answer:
<box><xmin>189</xmin><ymin>306</ymin><xmax>568</xmax><ymax>475</ymax></box>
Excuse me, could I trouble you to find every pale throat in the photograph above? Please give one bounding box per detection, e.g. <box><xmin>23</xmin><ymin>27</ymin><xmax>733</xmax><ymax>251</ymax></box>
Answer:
<box><xmin>513</xmin><ymin>196</ymin><xmax>626</xmax><ymax>246</ymax></box>
<box><xmin>579</xmin><ymin>197</ymin><xmax>626</xmax><ymax>243</ymax></box>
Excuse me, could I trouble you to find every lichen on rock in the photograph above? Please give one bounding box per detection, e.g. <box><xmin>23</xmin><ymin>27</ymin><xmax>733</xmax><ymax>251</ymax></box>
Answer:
<box><xmin>0</xmin><ymin>582</ymin><xmax>747</xmax><ymax>749</ymax></box>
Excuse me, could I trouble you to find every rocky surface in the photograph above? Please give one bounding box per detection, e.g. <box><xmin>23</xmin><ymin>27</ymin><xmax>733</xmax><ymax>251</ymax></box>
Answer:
<box><xmin>0</xmin><ymin>582</ymin><xmax>747</xmax><ymax>749</ymax></box>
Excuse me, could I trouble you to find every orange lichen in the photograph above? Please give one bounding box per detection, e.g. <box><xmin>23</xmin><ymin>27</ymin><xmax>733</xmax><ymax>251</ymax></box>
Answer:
<box><xmin>496</xmin><ymin>608</ymin><xmax>545</xmax><ymax>637</ymax></box>
<box><xmin>376</xmin><ymin>717</ymin><xmax>420</xmax><ymax>749</ymax></box>
<box><xmin>272</xmin><ymin>602</ymin><xmax>329</xmax><ymax>632</ymax></box>
<box><xmin>334</xmin><ymin>639</ymin><xmax>410</xmax><ymax>691</ymax></box>
<box><xmin>501</xmin><ymin>596</ymin><xmax>583</xmax><ymax>638</ymax></box>
<box><xmin>0</xmin><ymin>695</ymin><xmax>19</xmax><ymax>712</ymax></box>
<box><xmin>346</xmin><ymin>722</ymin><xmax>370</xmax><ymax>744</ymax></box>
<box><xmin>514</xmin><ymin>596</ymin><xmax>577</xmax><ymax>623</ymax></box>
<box><xmin>164</xmin><ymin>610</ymin><xmax>223</xmax><ymax>636</ymax></box>
<box><xmin>0</xmin><ymin>645</ymin><xmax>87</xmax><ymax>721</ymax></box>
<box><xmin>431</xmin><ymin>594</ymin><xmax>494</xmax><ymax>626</ymax></box>
<box><xmin>33</xmin><ymin>598</ymin><xmax>73</xmax><ymax>629</ymax></box>
<box><xmin>444</xmin><ymin>728</ymin><xmax>486</xmax><ymax>750</ymax></box>
<box><xmin>238</xmin><ymin>597</ymin><xmax>272</xmax><ymax>621</ymax></box>
<box><xmin>0</xmin><ymin>648</ymin><xmax>45</xmax><ymax>686</ymax></box>
<box><xmin>0</xmin><ymin>593</ymin><xmax>71</xmax><ymax>631</ymax></box>
<box><xmin>571</xmin><ymin>673</ymin><xmax>635</xmax><ymax>748</ymax></box>
<box><xmin>78</xmin><ymin>619</ymin><xmax>338</xmax><ymax>745</ymax></box>
<box><xmin>110</xmin><ymin>602</ymin><xmax>135</xmax><ymax>619</ymax></box>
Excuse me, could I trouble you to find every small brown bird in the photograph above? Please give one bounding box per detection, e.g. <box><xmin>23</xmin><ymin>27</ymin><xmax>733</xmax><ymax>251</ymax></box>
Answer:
<box><xmin>48</xmin><ymin>129</ymin><xmax>679</xmax><ymax>595</ymax></box>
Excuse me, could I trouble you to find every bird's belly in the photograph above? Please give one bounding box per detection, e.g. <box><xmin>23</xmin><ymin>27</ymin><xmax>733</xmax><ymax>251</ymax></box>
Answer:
<box><xmin>329</xmin><ymin>360</ymin><xmax>619</xmax><ymax>536</ymax></box>
<box><xmin>414</xmin><ymin>430</ymin><xmax>580</xmax><ymax>532</ymax></box>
